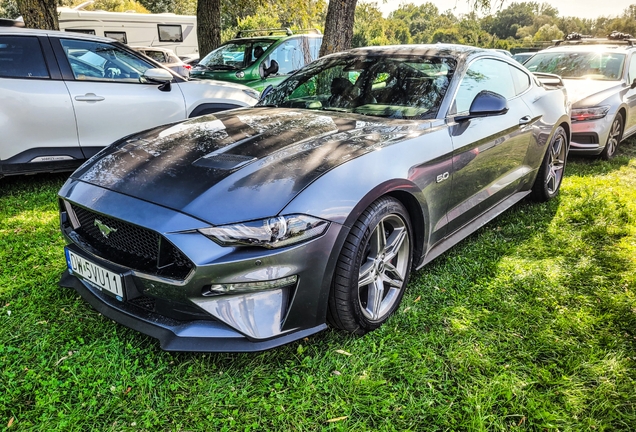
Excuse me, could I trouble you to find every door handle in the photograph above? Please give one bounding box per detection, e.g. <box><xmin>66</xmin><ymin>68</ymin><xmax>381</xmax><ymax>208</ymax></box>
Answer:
<box><xmin>74</xmin><ymin>93</ymin><xmax>105</xmax><ymax>102</ymax></box>
<box><xmin>519</xmin><ymin>115</ymin><xmax>532</xmax><ymax>126</ymax></box>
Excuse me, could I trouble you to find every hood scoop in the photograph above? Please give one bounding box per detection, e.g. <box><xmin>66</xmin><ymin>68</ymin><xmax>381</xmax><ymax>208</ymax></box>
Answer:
<box><xmin>193</xmin><ymin>153</ymin><xmax>257</xmax><ymax>170</ymax></box>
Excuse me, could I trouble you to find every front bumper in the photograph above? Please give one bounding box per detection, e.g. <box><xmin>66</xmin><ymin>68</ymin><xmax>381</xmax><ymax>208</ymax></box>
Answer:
<box><xmin>569</xmin><ymin>113</ymin><xmax>615</xmax><ymax>155</ymax></box>
<box><xmin>58</xmin><ymin>179</ymin><xmax>345</xmax><ymax>352</ymax></box>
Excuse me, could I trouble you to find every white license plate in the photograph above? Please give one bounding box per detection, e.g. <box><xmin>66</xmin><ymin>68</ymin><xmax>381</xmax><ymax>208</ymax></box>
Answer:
<box><xmin>66</xmin><ymin>249</ymin><xmax>124</xmax><ymax>300</ymax></box>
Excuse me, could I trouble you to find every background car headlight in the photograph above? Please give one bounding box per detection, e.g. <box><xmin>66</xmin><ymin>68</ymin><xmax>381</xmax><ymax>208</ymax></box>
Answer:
<box><xmin>571</xmin><ymin>106</ymin><xmax>610</xmax><ymax>122</ymax></box>
<box><xmin>198</xmin><ymin>215</ymin><xmax>329</xmax><ymax>248</ymax></box>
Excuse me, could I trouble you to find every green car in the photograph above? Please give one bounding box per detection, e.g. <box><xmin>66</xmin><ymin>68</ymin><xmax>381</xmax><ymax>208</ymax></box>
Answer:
<box><xmin>190</xmin><ymin>29</ymin><xmax>323</xmax><ymax>92</ymax></box>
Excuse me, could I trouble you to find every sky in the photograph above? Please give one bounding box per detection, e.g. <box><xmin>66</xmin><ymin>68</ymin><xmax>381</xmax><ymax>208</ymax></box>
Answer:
<box><xmin>376</xmin><ymin>0</ymin><xmax>634</xmax><ymax>19</ymax></box>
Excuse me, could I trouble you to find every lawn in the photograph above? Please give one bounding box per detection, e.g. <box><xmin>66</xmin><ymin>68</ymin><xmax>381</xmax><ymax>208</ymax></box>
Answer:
<box><xmin>1</xmin><ymin>141</ymin><xmax>635</xmax><ymax>431</ymax></box>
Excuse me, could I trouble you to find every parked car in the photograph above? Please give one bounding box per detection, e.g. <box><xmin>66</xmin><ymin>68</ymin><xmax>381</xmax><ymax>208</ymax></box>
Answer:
<box><xmin>0</xmin><ymin>27</ymin><xmax>259</xmax><ymax>178</ymax></box>
<box><xmin>179</xmin><ymin>54</ymin><xmax>199</xmax><ymax>67</ymax></box>
<box><xmin>132</xmin><ymin>46</ymin><xmax>192</xmax><ymax>77</ymax></box>
<box><xmin>524</xmin><ymin>36</ymin><xmax>636</xmax><ymax>159</ymax></box>
<box><xmin>512</xmin><ymin>52</ymin><xmax>535</xmax><ymax>64</ymax></box>
<box><xmin>59</xmin><ymin>44</ymin><xmax>570</xmax><ymax>352</ymax></box>
<box><xmin>190</xmin><ymin>28</ymin><xmax>323</xmax><ymax>91</ymax></box>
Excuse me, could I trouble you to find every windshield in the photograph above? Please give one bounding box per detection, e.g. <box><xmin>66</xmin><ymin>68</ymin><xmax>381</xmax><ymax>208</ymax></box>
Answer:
<box><xmin>259</xmin><ymin>54</ymin><xmax>455</xmax><ymax>119</ymax></box>
<box><xmin>197</xmin><ymin>39</ymin><xmax>275</xmax><ymax>70</ymax></box>
<box><xmin>524</xmin><ymin>51</ymin><xmax>626</xmax><ymax>81</ymax></box>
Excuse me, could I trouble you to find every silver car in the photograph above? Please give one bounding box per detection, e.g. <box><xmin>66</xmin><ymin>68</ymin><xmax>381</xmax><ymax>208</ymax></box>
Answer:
<box><xmin>132</xmin><ymin>46</ymin><xmax>192</xmax><ymax>77</ymax></box>
<box><xmin>0</xmin><ymin>27</ymin><xmax>259</xmax><ymax>178</ymax></box>
<box><xmin>524</xmin><ymin>38</ymin><xmax>636</xmax><ymax>159</ymax></box>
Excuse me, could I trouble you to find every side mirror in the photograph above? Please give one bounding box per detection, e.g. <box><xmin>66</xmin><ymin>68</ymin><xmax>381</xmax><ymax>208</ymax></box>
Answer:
<box><xmin>143</xmin><ymin>68</ymin><xmax>173</xmax><ymax>83</ymax></box>
<box><xmin>455</xmin><ymin>90</ymin><xmax>509</xmax><ymax>122</ymax></box>
<box><xmin>260</xmin><ymin>59</ymin><xmax>279</xmax><ymax>79</ymax></box>
<box><xmin>260</xmin><ymin>84</ymin><xmax>274</xmax><ymax>101</ymax></box>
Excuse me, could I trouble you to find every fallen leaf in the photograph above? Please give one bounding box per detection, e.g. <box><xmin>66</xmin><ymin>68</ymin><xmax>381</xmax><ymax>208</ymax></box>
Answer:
<box><xmin>414</xmin><ymin>296</ymin><xmax>421</xmax><ymax>302</ymax></box>
<box><xmin>517</xmin><ymin>416</ymin><xmax>526</xmax><ymax>426</ymax></box>
<box><xmin>7</xmin><ymin>417</ymin><xmax>14</xmax><ymax>428</ymax></box>
<box><xmin>335</xmin><ymin>349</ymin><xmax>352</xmax><ymax>356</ymax></box>
<box><xmin>124</xmin><ymin>386</ymin><xmax>132</xmax><ymax>395</ymax></box>
<box><xmin>331</xmin><ymin>370</ymin><xmax>342</xmax><ymax>376</ymax></box>
<box><xmin>402</xmin><ymin>307</ymin><xmax>411</xmax><ymax>313</ymax></box>
<box><xmin>326</xmin><ymin>416</ymin><xmax>348</xmax><ymax>423</ymax></box>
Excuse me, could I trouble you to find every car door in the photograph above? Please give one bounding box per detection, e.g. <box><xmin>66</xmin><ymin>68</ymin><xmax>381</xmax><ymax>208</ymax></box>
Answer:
<box><xmin>445</xmin><ymin>58</ymin><xmax>535</xmax><ymax>234</ymax></box>
<box><xmin>624</xmin><ymin>53</ymin><xmax>636</xmax><ymax>136</ymax></box>
<box><xmin>53</xmin><ymin>37</ymin><xmax>187</xmax><ymax>157</ymax></box>
<box><xmin>0</xmin><ymin>35</ymin><xmax>80</xmax><ymax>167</ymax></box>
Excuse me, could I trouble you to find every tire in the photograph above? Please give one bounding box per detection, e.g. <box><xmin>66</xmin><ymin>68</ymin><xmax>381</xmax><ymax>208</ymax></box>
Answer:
<box><xmin>600</xmin><ymin>112</ymin><xmax>623</xmax><ymax>160</ymax></box>
<box><xmin>531</xmin><ymin>126</ymin><xmax>568</xmax><ymax>202</ymax></box>
<box><xmin>327</xmin><ymin>197</ymin><xmax>413</xmax><ymax>334</ymax></box>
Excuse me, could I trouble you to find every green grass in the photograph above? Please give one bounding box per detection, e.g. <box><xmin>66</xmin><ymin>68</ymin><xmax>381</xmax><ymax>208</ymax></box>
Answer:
<box><xmin>1</xmin><ymin>141</ymin><xmax>636</xmax><ymax>431</ymax></box>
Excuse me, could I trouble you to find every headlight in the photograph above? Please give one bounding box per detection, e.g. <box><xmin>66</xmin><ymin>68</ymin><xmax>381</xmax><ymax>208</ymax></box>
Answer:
<box><xmin>571</xmin><ymin>105</ymin><xmax>610</xmax><ymax>122</ymax></box>
<box><xmin>198</xmin><ymin>215</ymin><xmax>329</xmax><ymax>249</ymax></box>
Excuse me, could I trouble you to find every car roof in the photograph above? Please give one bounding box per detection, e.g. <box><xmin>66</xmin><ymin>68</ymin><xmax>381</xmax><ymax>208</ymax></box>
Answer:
<box><xmin>131</xmin><ymin>46</ymin><xmax>176</xmax><ymax>54</ymax></box>
<box><xmin>336</xmin><ymin>43</ymin><xmax>491</xmax><ymax>60</ymax></box>
<box><xmin>0</xmin><ymin>26</ymin><xmax>116</xmax><ymax>43</ymax></box>
<box><xmin>539</xmin><ymin>43</ymin><xmax>635</xmax><ymax>53</ymax></box>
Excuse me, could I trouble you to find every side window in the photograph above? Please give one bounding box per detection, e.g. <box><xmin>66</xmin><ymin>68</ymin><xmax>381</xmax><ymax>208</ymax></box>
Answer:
<box><xmin>65</xmin><ymin>29</ymin><xmax>96</xmax><ymax>35</ymax></box>
<box><xmin>267</xmin><ymin>38</ymin><xmax>305</xmax><ymax>75</ymax></box>
<box><xmin>104</xmin><ymin>31</ymin><xmax>127</xmax><ymax>44</ymax></box>
<box><xmin>158</xmin><ymin>25</ymin><xmax>183</xmax><ymax>43</ymax></box>
<box><xmin>509</xmin><ymin>65</ymin><xmax>531</xmax><ymax>95</ymax></box>
<box><xmin>60</xmin><ymin>39</ymin><xmax>155</xmax><ymax>83</ymax></box>
<box><xmin>629</xmin><ymin>55</ymin><xmax>636</xmax><ymax>84</ymax></box>
<box><xmin>453</xmin><ymin>58</ymin><xmax>515</xmax><ymax>114</ymax></box>
<box><xmin>0</xmin><ymin>36</ymin><xmax>49</xmax><ymax>79</ymax></box>
<box><xmin>144</xmin><ymin>50</ymin><xmax>167</xmax><ymax>63</ymax></box>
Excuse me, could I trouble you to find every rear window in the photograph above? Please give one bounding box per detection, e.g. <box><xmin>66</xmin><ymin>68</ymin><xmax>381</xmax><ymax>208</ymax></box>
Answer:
<box><xmin>0</xmin><ymin>35</ymin><xmax>49</xmax><ymax>79</ymax></box>
<box><xmin>525</xmin><ymin>51</ymin><xmax>626</xmax><ymax>81</ymax></box>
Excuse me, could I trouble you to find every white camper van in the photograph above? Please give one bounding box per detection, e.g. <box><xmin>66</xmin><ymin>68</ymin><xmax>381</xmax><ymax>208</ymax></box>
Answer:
<box><xmin>57</xmin><ymin>4</ymin><xmax>198</xmax><ymax>56</ymax></box>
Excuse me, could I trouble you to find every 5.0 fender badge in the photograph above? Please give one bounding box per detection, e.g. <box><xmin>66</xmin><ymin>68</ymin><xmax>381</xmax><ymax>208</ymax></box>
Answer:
<box><xmin>94</xmin><ymin>218</ymin><xmax>117</xmax><ymax>239</ymax></box>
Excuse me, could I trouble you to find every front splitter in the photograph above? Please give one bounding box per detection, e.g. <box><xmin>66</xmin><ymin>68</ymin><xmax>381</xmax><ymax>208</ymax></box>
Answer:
<box><xmin>59</xmin><ymin>270</ymin><xmax>327</xmax><ymax>352</ymax></box>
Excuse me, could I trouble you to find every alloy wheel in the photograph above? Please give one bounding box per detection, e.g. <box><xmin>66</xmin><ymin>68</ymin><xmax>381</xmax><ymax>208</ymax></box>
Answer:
<box><xmin>546</xmin><ymin>130</ymin><xmax>567</xmax><ymax>195</ymax></box>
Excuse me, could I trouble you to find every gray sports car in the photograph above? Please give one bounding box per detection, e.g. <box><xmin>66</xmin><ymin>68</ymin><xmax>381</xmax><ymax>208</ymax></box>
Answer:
<box><xmin>58</xmin><ymin>45</ymin><xmax>571</xmax><ymax>352</ymax></box>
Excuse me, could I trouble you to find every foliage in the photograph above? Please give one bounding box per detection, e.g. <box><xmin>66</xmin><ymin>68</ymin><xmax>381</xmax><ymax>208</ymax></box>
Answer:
<box><xmin>0</xmin><ymin>0</ymin><xmax>19</xmax><ymax>19</ymax></box>
<box><xmin>72</xmin><ymin>0</ymin><xmax>149</xmax><ymax>13</ymax></box>
<box><xmin>533</xmin><ymin>23</ymin><xmax>564</xmax><ymax>42</ymax></box>
<box><xmin>1</xmin><ymin>142</ymin><xmax>635</xmax><ymax>430</ymax></box>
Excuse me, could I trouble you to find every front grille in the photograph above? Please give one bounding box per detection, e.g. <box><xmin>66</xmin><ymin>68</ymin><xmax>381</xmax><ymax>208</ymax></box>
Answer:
<box><xmin>128</xmin><ymin>295</ymin><xmax>156</xmax><ymax>312</ymax></box>
<box><xmin>69</xmin><ymin>204</ymin><xmax>193</xmax><ymax>280</ymax></box>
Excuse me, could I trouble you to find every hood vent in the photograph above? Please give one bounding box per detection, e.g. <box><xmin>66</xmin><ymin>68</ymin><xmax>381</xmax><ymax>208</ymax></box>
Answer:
<box><xmin>193</xmin><ymin>153</ymin><xmax>257</xmax><ymax>170</ymax></box>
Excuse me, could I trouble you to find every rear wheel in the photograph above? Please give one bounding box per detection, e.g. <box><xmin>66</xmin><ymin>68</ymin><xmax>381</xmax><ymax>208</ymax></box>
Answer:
<box><xmin>531</xmin><ymin>126</ymin><xmax>568</xmax><ymax>202</ymax></box>
<box><xmin>327</xmin><ymin>197</ymin><xmax>413</xmax><ymax>334</ymax></box>
<box><xmin>601</xmin><ymin>112</ymin><xmax>623</xmax><ymax>160</ymax></box>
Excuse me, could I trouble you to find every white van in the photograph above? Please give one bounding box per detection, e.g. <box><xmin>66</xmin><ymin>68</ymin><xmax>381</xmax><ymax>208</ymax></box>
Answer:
<box><xmin>57</xmin><ymin>4</ymin><xmax>198</xmax><ymax>56</ymax></box>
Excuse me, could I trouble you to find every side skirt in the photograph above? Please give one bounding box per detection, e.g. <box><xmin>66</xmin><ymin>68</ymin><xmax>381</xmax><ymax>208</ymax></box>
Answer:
<box><xmin>416</xmin><ymin>191</ymin><xmax>531</xmax><ymax>270</ymax></box>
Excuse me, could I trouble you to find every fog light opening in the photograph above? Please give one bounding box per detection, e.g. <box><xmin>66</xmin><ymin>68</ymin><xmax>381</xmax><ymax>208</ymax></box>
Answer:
<box><xmin>202</xmin><ymin>275</ymin><xmax>298</xmax><ymax>296</ymax></box>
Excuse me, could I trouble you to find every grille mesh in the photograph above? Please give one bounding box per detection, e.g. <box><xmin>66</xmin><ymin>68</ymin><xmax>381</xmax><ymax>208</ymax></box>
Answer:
<box><xmin>70</xmin><ymin>204</ymin><xmax>192</xmax><ymax>280</ymax></box>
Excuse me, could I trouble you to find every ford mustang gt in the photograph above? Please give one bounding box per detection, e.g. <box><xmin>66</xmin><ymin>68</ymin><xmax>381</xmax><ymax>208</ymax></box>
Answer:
<box><xmin>58</xmin><ymin>44</ymin><xmax>571</xmax><ymax>352</ymax></box>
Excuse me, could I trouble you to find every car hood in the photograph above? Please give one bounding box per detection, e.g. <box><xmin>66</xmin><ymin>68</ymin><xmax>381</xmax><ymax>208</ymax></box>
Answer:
<box><xmin>563</xmin><ymin>79</ymin><xmax>624</xmax><ymax>107</ymax></box>
<box><xmin>71</xmin><ymin>108</ymin><xmax>431</xmax><ymax>225</ymax></box>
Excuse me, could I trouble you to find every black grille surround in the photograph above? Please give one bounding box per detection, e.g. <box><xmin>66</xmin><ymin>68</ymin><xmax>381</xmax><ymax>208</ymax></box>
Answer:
<box><xmin>68</xmin><ymin>203</ymin><xmax>193</xmax><ymax>280</ymax></box>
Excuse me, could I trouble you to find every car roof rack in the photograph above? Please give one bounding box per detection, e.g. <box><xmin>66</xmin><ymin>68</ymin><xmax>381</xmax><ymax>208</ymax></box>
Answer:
<box><xmin>554</xmin><ymin>31</ymin><xmax>636</xmax><ymax>47</ymax></box>
<box><xmin>235</xmin><ymin>28</ymin><xmax>321</xmax><ymax>38</ymax></box>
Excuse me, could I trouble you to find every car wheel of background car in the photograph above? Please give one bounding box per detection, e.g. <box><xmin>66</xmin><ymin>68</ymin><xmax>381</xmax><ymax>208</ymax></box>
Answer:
<box><xmin>328</xmin><ymin>197</ymin><xmax>413</xmax><ymax>334</ymax></box>
<box><xmin>531</xmin><ymin>126</ymin><xmax>568</xmax><ymax>202</ymax></box>
<box><xmin>601</xmin><ymin>112</ymin><xmax>623</xmax><ymax>160</ymax></box>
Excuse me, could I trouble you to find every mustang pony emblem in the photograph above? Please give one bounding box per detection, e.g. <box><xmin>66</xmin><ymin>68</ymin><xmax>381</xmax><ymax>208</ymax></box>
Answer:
<box><xmin>94</xmin><ymin>219</ymin><xmax>117</xmax><ymax>239</ymax></box>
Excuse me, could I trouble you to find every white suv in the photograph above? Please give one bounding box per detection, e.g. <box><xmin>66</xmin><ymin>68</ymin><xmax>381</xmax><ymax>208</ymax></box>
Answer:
<box><xmin>0</xmin><ymin>26</ymin><xmax>259</xmax><ymax>178</ymax></box>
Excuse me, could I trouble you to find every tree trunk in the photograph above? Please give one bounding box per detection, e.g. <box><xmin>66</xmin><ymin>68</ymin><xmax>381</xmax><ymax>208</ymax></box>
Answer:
<box><xmin>319</xmin><ymin>0</ymin><xmax>358</xmax><ymax>57</ymax></box>
<box><xmin>197</xmin><ymin>0</ymin><xmax>221</xmax><ymax>59</ymax></box>
<box><xmin>16</xmin><ymin>0</ymin><xmax>58</xmax><ymax>30</ymax></box>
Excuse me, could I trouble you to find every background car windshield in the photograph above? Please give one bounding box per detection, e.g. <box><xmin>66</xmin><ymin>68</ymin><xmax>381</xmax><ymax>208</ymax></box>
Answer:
<box><xmin>198</xmin><ymin>40</ymin><xmax>274</xmax><ymax>70</ymax></box>
<box><xmin>524</xmin><ymin>52</ymin><xmax>626</xmax><ymax>80</ymax></box>
<box><xmin>261</xmin><ymin>54</ymin><xmax>455</xmax><ymax>119</ymax></box>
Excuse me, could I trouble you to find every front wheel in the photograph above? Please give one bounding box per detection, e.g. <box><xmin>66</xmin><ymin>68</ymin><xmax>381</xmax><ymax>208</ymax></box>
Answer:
<box><xmin>531</xmin><ymin>126</ymin><xmax>568</xmax><ymax>202</ymax></box>
<box><xmin>327</xmin><ymin>197</ymin><xmax>413</xmax><ymax>334</ymax></box>
<box><xmin>600</xmin><ymin>112</ymin><xmax>623</xmax><ymax>160</ymax></box>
